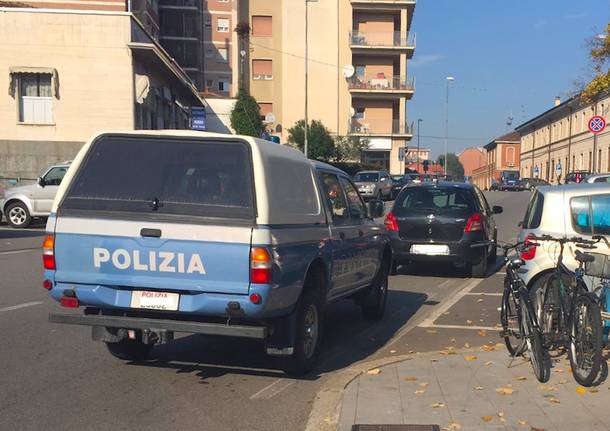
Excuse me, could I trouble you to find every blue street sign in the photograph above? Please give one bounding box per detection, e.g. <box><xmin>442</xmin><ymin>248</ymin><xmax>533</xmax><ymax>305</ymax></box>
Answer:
<box><xmin>556</xmin><ymin>162</ymin><xmax>562</xmax><ymax>173</ymax></box>
<box><xmin>191</xmin><ymin>106</ymin><xmax>206</xmax><ymax>131</ymax></box>
<box><xmin>533</xmin><ymin>165</ymin><xmax>539</xmax><ymax>174</ymax></box>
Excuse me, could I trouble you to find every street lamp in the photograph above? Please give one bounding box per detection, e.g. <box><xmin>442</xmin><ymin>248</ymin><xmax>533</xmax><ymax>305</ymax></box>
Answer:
<box><xmin>444</xmin><ymin>76</ymin><xmax>455</xmax><ymax>175</ymax></box>
<box><xmin>304</xmin><ymin>0</ymin><xmax>318</xmax><ymax>158</ymax></box>
<box><xmin>417</xmin><ymin>119</ymin><xmax>422</xmax><ymax>173</ymax></box>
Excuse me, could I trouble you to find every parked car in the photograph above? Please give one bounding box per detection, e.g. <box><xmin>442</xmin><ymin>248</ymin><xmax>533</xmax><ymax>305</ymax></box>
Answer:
<box><xmin>43</xmin><ymin>131</ymin><xmax>391</xmax><ymax>375</ymax></box>
<box><xmin>354</xmin><ymin>170</ymin><xmax>393</xmax><ymax>200</ymax></box>
<box><xmin>384</xmin><ymin>182</ymin><xmax>502</xmax><ymax>278</ymax></box>
<box><xmin>498</xmin><ymin>170</ymin><xmax>524</xmax><ymax>191</ymax></box>
<box><xmin>0</xmin><ymin>161</ymin><xmax>70</xmax><ymax>228</ymax></box>
<box><xmin>390</xmin><ymin>175</ymin><xmax>407</xmax><ymax>200</ymax></box>
<box><xmin>522</xmin><ymin>177</ymin><xmax>550</xmax><ymax>191</ymax></box>
<box><xmin>516</xmin><ymin>183</ymin><xmax>610</xmax><ymax>294</ymax></box>
<box><xmin>565</xmin><ymin>170</ymin><xmax>591</xmax><ymax>184</ymax></box>
<box><xmin>488</xmin><ymin>179</ymin><xmax>499</xmax><ymax>191</ymax></box>
<box><xmin>584</xmin><ymin>173</ymin><xmax>610</xmax><ymax>184</ymax></box>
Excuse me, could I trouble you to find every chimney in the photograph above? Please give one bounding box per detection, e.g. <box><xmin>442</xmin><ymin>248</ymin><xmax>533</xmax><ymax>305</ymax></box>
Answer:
<box><xmin>554</xmin><ymin>96</ymin><xmax>561</xmax><ymax>107</ymax></box>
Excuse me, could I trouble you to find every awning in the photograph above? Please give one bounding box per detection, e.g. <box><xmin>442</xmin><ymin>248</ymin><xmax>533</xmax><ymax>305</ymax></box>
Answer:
<box><xmin>8</xmin><ymin>66</ymin><xmax>59</xmax><ymax>98</ymax></box>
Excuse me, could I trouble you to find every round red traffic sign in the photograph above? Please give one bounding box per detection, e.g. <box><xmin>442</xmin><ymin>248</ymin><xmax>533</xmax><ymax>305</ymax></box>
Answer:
<box><xmin>588</xmin><ymin>115</ymin><xmax>606</xmax><ymax>134</ymax></box>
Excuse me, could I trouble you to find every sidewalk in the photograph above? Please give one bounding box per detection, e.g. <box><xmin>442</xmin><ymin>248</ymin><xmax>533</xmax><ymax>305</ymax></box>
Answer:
<box><xmin>338</xmin><ymin>347</ymin><xmax>610</xmax><ymax>431</ymax></box>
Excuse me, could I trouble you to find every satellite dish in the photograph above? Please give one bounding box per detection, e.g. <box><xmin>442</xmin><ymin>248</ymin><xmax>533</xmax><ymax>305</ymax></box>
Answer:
<box><xmin>265</xmin><ymin>112</ymin><xmax>276</xmax><ymax>123</ymax></box>
<box><xmin>342</xmin><ymin>64</ymin><xmax>355</xmax><ymax>79</ymax></box>
<box><xmin>349</xmin><ymin>107</ymin><xmax>356</xmax><ymax>117</ymax></box>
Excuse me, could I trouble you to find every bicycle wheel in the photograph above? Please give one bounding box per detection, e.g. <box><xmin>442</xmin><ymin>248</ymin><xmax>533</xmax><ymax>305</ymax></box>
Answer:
<box><xmin>568</xmin><ymin>294</ymin><xmax>603</xmax><ymax>387</ymax></box>
<box><xmin>533</xmin><ymin>273</ymin><xmax>561</xmax><ymax>347</ymax></box>
<box><xmin>501</xmin><ymin>286</ymin><xmax>525</xmax><ymax>356</ymax></box>
<box><xmin>521</xmin><ymin>301</ymin><xmax>550</xmax><ymax>383</ymax></box>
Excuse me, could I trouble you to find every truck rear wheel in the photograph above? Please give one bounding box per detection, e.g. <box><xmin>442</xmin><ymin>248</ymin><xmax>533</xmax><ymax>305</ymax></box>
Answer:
<box><xmin>105</xmin><ymin>338</ymin><xmax>153</xmax><ymax>361</ymax></box>
<box><xmin>361</xmin><ymin>262</ymin><xmax>389</xmax><ymax>320</ymax></box>
<box><xmin>283</xmin><ymin>288</ymin><xmax>323</xmax><ymax>376</ymax></box>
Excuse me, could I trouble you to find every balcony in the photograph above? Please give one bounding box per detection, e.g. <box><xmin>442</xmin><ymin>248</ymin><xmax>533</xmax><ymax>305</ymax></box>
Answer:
<box><xmin>348</xmin><ymin>119</ymin><xmax>412</xmax><ymax>138</ymax></box>
<box><xmin>351</xmin><ymin>0</ymin><xmax>416</xmax><ymax>9</ymax></box>
<box><xmin>348</xmin><ymin>74</ymin><xmax>414</xmax><ymax>98</ymax></box>
<box><xmin>349</xmin><ymin>31</ymin><xmax>416</xmax><ymax>56</ymax></box>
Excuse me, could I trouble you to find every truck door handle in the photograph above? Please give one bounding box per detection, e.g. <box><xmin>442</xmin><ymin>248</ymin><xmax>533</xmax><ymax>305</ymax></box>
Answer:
<box><xmin>140</xmin><ymin>228</ymin><xmax>161</xmax><ymax>238</ymax></box>
<box><xmin>339</xmin><ymin>232</ymin><xmax>346</xmax><ymax>240</ymax></box>
<box><xmin>358</xmin><ymin>230</ymin><xmax>364</xmax><ymax>237</ymax></box>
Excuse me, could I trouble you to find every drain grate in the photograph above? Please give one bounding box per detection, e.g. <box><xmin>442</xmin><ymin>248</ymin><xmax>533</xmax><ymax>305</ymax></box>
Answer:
<box><xmin>352</xmin><ymin>425</ymin><xmax>440</xmax><ymax>431</ymax></box>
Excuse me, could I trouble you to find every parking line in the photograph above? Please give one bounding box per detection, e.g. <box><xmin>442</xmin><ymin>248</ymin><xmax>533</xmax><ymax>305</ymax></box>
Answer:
<box><xmin>0</xmin><ymin>248</ymin><xmax>40</xmax><ymax>255</ymax></box>
<box><xmin>250</xmin><ymin>378</ymin><xmax>295</xmax><ymax>400</ymax></box>
<box><xmin>418</xmin><ymin>277</ymin><xmax>484</xmax><ymax>328</ymax></box>
<box><xmin>464</xmin><ymin>292</ymin><xmax>503</xmax><ymax>297</ymax></box>
<box><xmin>0</xmin><ymin>301</ymin><xmax>43</xmax><ymax>312</ymax></box>
<box><xmin>423</xmin><ymin>323</ymin><xmax>501</xmax><ymax>332</ymax></box>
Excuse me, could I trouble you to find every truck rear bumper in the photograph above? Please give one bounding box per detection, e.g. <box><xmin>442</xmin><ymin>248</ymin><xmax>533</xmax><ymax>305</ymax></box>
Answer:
<box><xmin>49</xmin><ymin>312</ymin><xmax>267</xmax><ymax>339</ymax></box>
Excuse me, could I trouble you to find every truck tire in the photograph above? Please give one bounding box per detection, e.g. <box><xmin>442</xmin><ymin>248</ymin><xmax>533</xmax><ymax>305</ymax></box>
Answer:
<box><xmin>283</xmin><ymin>288</ymin><xmax>323</xmax><ymax>376</ymax></box>
<box><xmin>105</xmin><ymin>339</ymin><xmax>153</xmax><ymax>361</ymax></box>
<box><xmin>6</xmin><ymin>202</ymin><xmax>32</xmax><ymax>228</ymax></box>
<box><xmin>361</xmin><ymin>262</ymin><xmax>389</xmax><ymax>320</ymax></box>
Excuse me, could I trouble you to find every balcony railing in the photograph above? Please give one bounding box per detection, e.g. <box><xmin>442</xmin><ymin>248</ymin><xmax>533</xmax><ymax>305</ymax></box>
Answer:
<box><xmin>351</xmin><ymin>0</ymin><xmax>415</xmax><ymax>3</ymax></box>
<box><xmin>349</xmin><ymin>31</ymin><xmax>416</xmax><ymax>48</ymax></box>
<box><xmin>348</xmin><ymin>75</ymin><xmax>415</xmax><ymax>92</ymax></box>
<box><xmin>348</xmin><ymin>119</ymin><xmax>411</xmax><ymax>135</ymax></box>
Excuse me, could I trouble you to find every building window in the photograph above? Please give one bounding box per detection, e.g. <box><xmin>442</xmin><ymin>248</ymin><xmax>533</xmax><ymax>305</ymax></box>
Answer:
<box><xmin>252</xmin><ymin>16</ymin><xmax>272</xmax><ymax>37</ymax></box>
<box><xmin>506</xmin><ymin>147</ymin><xmax>515</xmax><ymax>166</ymax></box>
<box><xmin>16</xmin><ymin>73</ymin><xmax>53</xmax><ymax>124</ymax></box>
<box><xmin>259</xmin><ymin>102</ymin><xmax>273</xmax><ymax>120</ymax></box>
<box><xmin>218</xmin><ymin>79</ymin><xmax>231</xmax><ymax>92</ymax></box>
<box><xmin>217</xmin><ymin>18</ymin><xmax>230</xmax><ymax>32</ymax></box>
<box><xmin>218</xmin><ymin>47</ymin><xmax>228</xmax><ymax>61</ymax></box>
<box><xmin>354</xmin><ymin>107</ymin><xmax>365</xmax><ymax>119</ymax></box>
<box><xmin>252</xmin><ymin>59</ymin><xmax>273</xmax><ymax>80</ymax></box>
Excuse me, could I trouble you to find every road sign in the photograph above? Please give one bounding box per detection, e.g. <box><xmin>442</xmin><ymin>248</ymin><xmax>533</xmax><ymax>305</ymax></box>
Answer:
<box><xmin>533</xmin><ymin>165</ymin><xmax>540</xmax><ymax>178</ymax></box>
<box><xmin>588</xmin><ymin>115</ymin><xmax>606</xmax><ymax>134</ymax></box>
<box><xmin>191</xmin><ymin>106</ymin><xmax>206</xmax><ymax>131</ymax></box>
<box><xmin>556</xmin><ymin>162</ymin><xmax>562</xmax><ymax>174</ymax></box>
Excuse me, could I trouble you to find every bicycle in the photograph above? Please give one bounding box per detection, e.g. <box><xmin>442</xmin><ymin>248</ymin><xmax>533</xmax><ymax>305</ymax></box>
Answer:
<box><xmin>497</xmin><ymin>241</ymin><xmax>550</xmax><ymax>383</ymax></box>
<box><xmin>531</xmin><ymin>235</ymin><xmax>603</xmax><ymax>386</ymax></box>
<box><xmin>589</xmin><ymin>235</ymin><xmax>610</xmax><ymax>344</ymax></box>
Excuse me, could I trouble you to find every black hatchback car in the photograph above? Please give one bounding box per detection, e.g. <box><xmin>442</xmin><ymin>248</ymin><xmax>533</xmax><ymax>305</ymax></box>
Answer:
<box><xmin>384</xmin><ymin>182</ymin><xmax>502</xmax><ymax>278</ymax></box>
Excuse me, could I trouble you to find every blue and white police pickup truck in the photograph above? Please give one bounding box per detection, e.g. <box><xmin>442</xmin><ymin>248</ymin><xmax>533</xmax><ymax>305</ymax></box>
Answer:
<box><xmin>43</xmin><ymin>131</ymin><xmax>391</xmax><ymax>374</ymax></box>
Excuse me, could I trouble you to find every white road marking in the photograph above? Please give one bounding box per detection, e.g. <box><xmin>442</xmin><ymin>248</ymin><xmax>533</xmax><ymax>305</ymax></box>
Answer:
<box><xmin>250</xmin><ymin>378</ymin><xmax>295</xmax><ymax>400</ymax></box>
<box><xmin>418</xmin><ymin>277</ymin><xmax>484</xmax><ymax>328</ymax></box>
<box><xmin>0</xmin><ymin>301</ymin><xmax>43</xmax><ymax>312</ymax></box>
<box><xmin>0</xmin><ymin>248</ymin><xmax>39</xmax><ymax>255</ymax></box>
<box><xmin>423</xmin><ymin>323</ymin><xmax>501</xmax><ymax>332</ymax></box>
<box><xmin>0</xmin><ymin>226</ymin><xmax>44</xmax><ymax>231</ymax></box>
<box><xmin>464</xmin><ymin>292</ymin><xmax>503</xmax><ymax>297</ymax></box>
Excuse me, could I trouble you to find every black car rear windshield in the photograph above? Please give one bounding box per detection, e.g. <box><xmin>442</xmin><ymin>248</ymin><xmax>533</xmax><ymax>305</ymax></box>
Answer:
<box><xmin>354</xmin><ymin>173</ymin><xmax>379</xmax><ymax>182</ymax></box>
<box><xmin>60</xmin><ymin>136</ymin><xmax>255</xmax><ymax>220</ymax></box>
<box><xmin>394</xmin><ymin>187</ymin><xmax>476</xmax><ymax>217</ymax></box>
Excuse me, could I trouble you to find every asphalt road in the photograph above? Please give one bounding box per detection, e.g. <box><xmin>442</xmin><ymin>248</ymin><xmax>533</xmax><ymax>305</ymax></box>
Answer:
<box><xmin>0</xmin><ymin>190</ymin><xmax>530</xmax><ymax>431</ymax></box>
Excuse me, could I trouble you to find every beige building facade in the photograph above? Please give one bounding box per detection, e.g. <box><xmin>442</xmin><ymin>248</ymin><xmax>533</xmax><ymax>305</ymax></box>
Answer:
<box><xmin>471</xmin><ymin>132</ymin><xmax>520</xmax><ymax>190</ymax></box>
<box><xmin>517</xmin><ymin>95</ymin><xmax>610</xmax><ymax>184</ymax></box>
<box><xmin>242</xmin><ymin>0</ymin><xmax>416</xmax><ymax>174</ymax></box>
<box><xmin>0</xmin><ymin>8</ymin><xmax>203</xmax><ymax>179</ymax></box>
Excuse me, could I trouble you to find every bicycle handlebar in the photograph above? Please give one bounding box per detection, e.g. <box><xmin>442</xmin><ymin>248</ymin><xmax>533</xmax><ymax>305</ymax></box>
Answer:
<box><xmin>531</xmin><ymin>235</ymin><xmax>598</xmax><ymax>247</ymax></box>
<box><xmin>593</xmin><ymin>234</ymin><xmax>610</xmax><ymax>248</ymax></box>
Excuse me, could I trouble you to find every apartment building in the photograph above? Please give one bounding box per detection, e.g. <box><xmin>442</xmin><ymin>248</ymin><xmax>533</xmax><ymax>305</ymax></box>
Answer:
<box><xmin>457</xmin><ymin>147</ymin><xmax>485</xmax><ymax>178</ymax></box>
<box><xmin>0</xmin><ymin>8</ymin><xmax>203</xmax><ymax>179</ymax></box>
<box><xmin>242</xmin><ymin>0</ymin><xmax>416</xmax><ymax>173</ymax></box>
<box><xmin>471</xmin><ymin>132</ymin><xmax>520</xmax><ymax>189</ymax></box>
<box><xmin>516</xmin><ymin>95</ymin><xmax>610</xmax><ymax>184</ymax></box>
<box><xmin>202</xmin><ymin>0</ymin><xmax>238</xmax><ymax>97</ymax></box>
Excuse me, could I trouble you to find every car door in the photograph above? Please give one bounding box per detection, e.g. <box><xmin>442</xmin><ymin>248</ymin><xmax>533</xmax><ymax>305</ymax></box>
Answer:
<box><xmin>34</xmin><ymin>166</ymin><xmax>68</xmax><ymax>213</ymax></box>
<box><xmin>380</xmin><ymin>172</ymin><xmax>391</xmax><ymax>197</ymax></box>
<box><xmin>474</xmin><ymin>186</ymin><xmax>496</xmax><ymax>243</ymax></box>
<box><xmin>339</xmin><ymin>176</ymin><xmax>380</xmax><ymax>287</ymax></box>
<box><xmin>319</xmin><ymin>171</ymin><xmax>361</xmax><ymax>297</ymax></box>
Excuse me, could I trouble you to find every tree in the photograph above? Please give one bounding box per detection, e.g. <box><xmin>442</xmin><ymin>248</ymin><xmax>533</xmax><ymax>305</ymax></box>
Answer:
<box><xmin>334</xmin><ymin>136</ymin><xmax>369</xmax><ymax>162</ymax></box>
<box><xmin>287</xmin><ymin>119</ymin><xmax>335</xmax><ymax>161</ymax></box>
<box><xmin>230</xmin><ymin>89</ymin><xmax>264</xmax><ymax>137</ymax></box>
<box><xmin>581</xmin><ymin>23</ymin><xmax>610</xmax><ymax>103</ymax></box>
<box><xmin>437</xmin><ymin>153</ymin><xmax>465</xmax><ymax>180</ymax></box>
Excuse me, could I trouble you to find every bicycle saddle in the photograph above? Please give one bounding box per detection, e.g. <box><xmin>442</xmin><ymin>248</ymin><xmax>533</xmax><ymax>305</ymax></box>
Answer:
<box><xmin>575</xmin><ymin>249</ymin><xmax>595</xmax><ymax>263</ymax></box>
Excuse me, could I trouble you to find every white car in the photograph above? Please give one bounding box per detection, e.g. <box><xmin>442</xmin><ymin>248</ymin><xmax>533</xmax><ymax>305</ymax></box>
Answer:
<box><xmin>516</xmin><ymin>183</ymin><xmax>610</xmax><ymax>293</ymax></box>
<box><xmin>0</xmin><ymin>162</ymin><xmax>70</xmax><ymax>228</ymax></box>
<box><xmin>584</xmin><ymin>173</ymin><xmax>610</xmax><ymax>184</ymax></box>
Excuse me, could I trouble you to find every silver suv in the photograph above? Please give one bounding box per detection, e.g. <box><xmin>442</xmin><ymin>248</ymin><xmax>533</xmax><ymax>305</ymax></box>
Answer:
<box><xmin>1</xmin><ymin>162</ymin><xmax>70</xmax><ymax>228</ymax></box>
<box><xmin>354</xmin><ymin>170</ymin><xmax>393</xmax><ymax>200</ymax></box>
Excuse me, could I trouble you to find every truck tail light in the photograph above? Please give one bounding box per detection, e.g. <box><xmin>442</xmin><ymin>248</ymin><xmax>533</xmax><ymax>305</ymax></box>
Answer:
<box><xmin>521</xmin><ymin>233</ymin><xmax>538</xmax><ymax>261</ymax></box>
<box><xmin>250</xmin><ymin>247</ymin><xmax>272</xmax><ymax>284</ymax></box>
<box><xmin>42</xmin><ymin>234</ymin><xmax>56</xmax><ymax>270</ymax></box>
<box><xmin>464</xmin><ymin>213</ymin><xmax>483</xmax><ymax>232</ymax></box>
<box><xmin>384</xmin><ymin>212</ymin><xmax>398</xmax><ymax>232</ymax></box>
<box><xmin>60</xmin><ymin>296</ymin><xmax>79</xmax><ymax>308</ymax></box>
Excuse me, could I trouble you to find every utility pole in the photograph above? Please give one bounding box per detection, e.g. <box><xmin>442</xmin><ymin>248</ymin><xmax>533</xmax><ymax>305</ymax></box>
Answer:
<box><xmin>417</xmin><ymin>118</ymin><xmax>422</xmax><ymax>173</ymax></box>
<box><xmin>444</xmin><ymin>76</ymin><xmax>455</xmax><ymax>175</ymax></box>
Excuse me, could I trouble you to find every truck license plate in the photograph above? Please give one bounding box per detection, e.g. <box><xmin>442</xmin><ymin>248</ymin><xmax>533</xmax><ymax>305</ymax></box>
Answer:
<box><xmin>130</xmin><ymin>291</ymin><xmax>180</xmax><ymax>311</ymax></box>
<box><xmin>410</xmin><ymin>244</ymin><xmax>450</xmax><ymax>255</ymax></box>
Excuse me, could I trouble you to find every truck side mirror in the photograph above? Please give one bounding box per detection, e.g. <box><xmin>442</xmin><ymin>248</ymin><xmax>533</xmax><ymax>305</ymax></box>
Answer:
<box><xmin>37</xmin><ymin>177</ymin><xmax>45</xmax><ymax>188</ymax></box>
<box><xmin>367</xmin><ymin>200</ymin><xmax>384</xmax><ymax>218</ymax></box>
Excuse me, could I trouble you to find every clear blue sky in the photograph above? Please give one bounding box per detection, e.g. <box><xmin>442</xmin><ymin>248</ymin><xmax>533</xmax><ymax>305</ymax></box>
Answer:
<box><xmin>410</xmin><ymin>0</ymin><xmax>609</xmax><ymax>158</ymax></box>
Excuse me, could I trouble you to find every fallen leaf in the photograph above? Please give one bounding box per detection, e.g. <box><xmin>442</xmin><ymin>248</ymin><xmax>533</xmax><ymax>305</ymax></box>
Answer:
<box><xmin>479</xmin><ymin>319</ymin><xmax>485</xmax><ymax>322</ymax></box>
<box><xmin>516</xmin><ymin>376</ymin><xmax>527</xmax><ymax>381</ymax></box>
<box><xmin>554</xmin><ymin>368</ymin><xmax>564</xmax><ymax>373</ymax></box>
<box><xmin>390</xmin><ymin>350</ymin><xmax>397</xmax><ymax>354</ymax></box>
<box><xmin>481</xmin><ymin>416</ymin><xmax>493</xmax><ymax>422</ymax></box>
<box><xmin>548</xmin><ymin>397</ymin><xmax>560</xmax><ymax>404</ymax></box>
<box><xmin>443</xmin><ymin>311</ymin><xmax>450</xmax><ymax>315</ymax></box>
<box><xmin>590</xmin><ymin>388</ymin><xmax>599</xmax><ymax>393</ymax></box>
<box><xmin>414</xmin><ymin>389</ymin><xmax>426</xmax><ymax>395</ymax></box>
<box><xmin>446</xmin><ymin>421</ymin><xmax>461</xmax><ymax>430</ymax></box>
<box><xmin>408</xmin><ymin>350</ymin><xmax>415</xmax><ymax>354</ymax></box>
<box><xmin>450</xmin><ymin>337</ymin><xmax>456</xmax><ymax>342</ymax></box>
<box><xmin>431</xmin><ymin>402</ymin><xmax>445</xmax><ymax>408</ymax></box>
<box><xmin>466</xmin><ymin>320</ymin><xmax>473</xmax><ymax>324</ymax></box>
<box><xmin>558</xmin><ymin>379</ymin><xmax>569</xmax><ymax>384</ymax></box>
<box><xmin>530</xmin><ymin>427</ymin><xmax>546</xmax><ymax>431</ymax></box>
<box><xmin>430</xmin><ymin>358</ymin><xmax>438</xmax><ymax>362</ymax></box>
<box><xmin>464</xmin><ymin>342</ymin><xmax>471</xmax><ymax>348</ymax></box>
<box><xmin>517</xmin><ymin>419</ymin><xmax>527</xmax><ymax>425</ymax></box>
<box><xmin>498</xmin><ymin>412</ymin><xmax>505</xmax><ymax>418</ymax></box>
<box><xmin>485</xmin><ymin>361</ymin><xmax>493</xmax><ymax>366</ymax></box>
<box><xmin>480</xmin><ymin>345</ymin><xmax>496</xmax><ymax>352</ymax></box>
<box><xmin>426</xmin><ymin>329</ymin><xmax>438</xmax><ymax>334</ymax></box>
<box><xmin>477</xmin><ymin>298</ymin><xmax>484</xmax><ymax>303</ymax></box>
<box><xmin>440</xmin><ymin>350</ymin><xmax>457</xmax><ymax>355</ymax></box>
<box><xmin>576</xmin><ymin>386</ymin><xmax>586</xmax><ymax>395</ymax></box>
<box><xmin>464</xmin><ymin>355</ymin><xmax>478</xmax><ymax>361</ymax></box>
<box><xmin>367</xmin><ymin>368</ymin><xmax>381</xmax><ymax>375</ymax></box>
<box><xmin>419</xmin><ymin>382</ymin><xmax>429</xmax><ymax>388</ymax></box>
<box><xmin>496</xmin><ymin>387</ymin><xmax>514</xmax><ymax>395</ymax></box>
<box><xmin>478</xmin><ymin>330</ymin><xmax>487</xmax><ymax>337</ymax></box>
<box><xmin>474</xmin><ymin>386</ymin><xmax>484</xmax><ymax>390</ymax></box>
<box><xmin>539</xmin><ymin>385</ymin><xmax>558</xmax><ymax>392</ymax></box>
<box><xmin>404</xmin><ymin>376</ymin><xmax>418</xmax><ymax>382</ymax></box>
